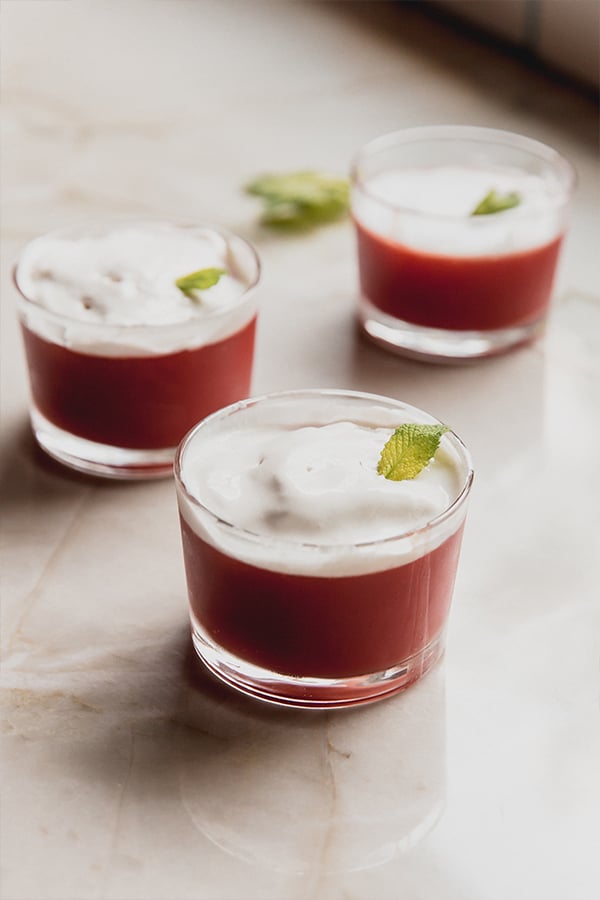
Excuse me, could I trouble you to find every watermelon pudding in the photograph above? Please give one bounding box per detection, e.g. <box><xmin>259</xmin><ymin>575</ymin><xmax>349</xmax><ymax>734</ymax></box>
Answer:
<box><xmin>15</xmin><ymin>221</ymin><xmax>261</xmax><ymax>478</ymax></box>
<box><xmin>351</xmin><ymin>126</ymin><xmax>574</xmax><ymax>360</ymax></box>
<box><xmin>175</xmin><ymin>390</ymin><xmax>473</xmax><ymax>708</ymax></box>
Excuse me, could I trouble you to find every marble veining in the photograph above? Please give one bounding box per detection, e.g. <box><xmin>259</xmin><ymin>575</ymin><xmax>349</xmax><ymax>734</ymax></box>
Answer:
<box><xmin>1</xmin><ymin>2</ymin><xmax>598</xmax><ymax>899</ymax></box>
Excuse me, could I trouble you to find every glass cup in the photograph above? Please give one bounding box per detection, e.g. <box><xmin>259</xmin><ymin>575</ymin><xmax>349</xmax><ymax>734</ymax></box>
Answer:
<box><xmin>351</xmin><ymin>125</ymin><xmax>574</xmax><ymax>361</ymax></box>
<box><xmin>15</xmin><ymin>221</ymin><xmax>261</xmax><ymax>478</ymax></box>
<box><xmin>175</xmin><ymin>389</ymin><xmax>473</xmax><ymax>708</ymax></box>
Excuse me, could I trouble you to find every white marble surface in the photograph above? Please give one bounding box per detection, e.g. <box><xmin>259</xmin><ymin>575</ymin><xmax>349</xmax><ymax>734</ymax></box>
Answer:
<box><xmin>1</xmin><ymin>2</ymin><xmax>599</xmax><ymax>899</ymax></box>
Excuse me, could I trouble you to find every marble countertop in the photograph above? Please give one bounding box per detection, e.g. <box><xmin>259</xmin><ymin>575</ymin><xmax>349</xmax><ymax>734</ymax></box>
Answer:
<box><xmin>1</xmin><ymin>2</ymin><xmax>598</xmax><ymax>898</ymax></box>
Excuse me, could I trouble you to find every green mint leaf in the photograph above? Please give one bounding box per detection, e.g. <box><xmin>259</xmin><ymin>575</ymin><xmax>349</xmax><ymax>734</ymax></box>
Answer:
<box><xmin>471</xmin><ymin>189</ymin><xmax>521</xmax><ymax>216</ymax></box>
<box><xmin>377</xmin><ymin>424</ymin><xmax>450</xmax><ymax>481</ymax></box>
<box><xmin>245</xmin><ymin>171</ymin><xmax>349</xmax><ymax>230</ymax></box>
<box><xmin>175</xmin><ymin>267</ymin><xmax>227</xmax><ymax>296</ymax></box>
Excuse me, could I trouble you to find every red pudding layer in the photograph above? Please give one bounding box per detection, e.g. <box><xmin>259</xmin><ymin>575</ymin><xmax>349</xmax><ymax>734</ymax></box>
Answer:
<box><xmin>180</xmin><ymin>517</ymin><xmax>465</xmax><ymax>679</ymax></box>
<box><xmin>21</xmin><ymin>318</ymin><xmax>256</xmax><ymax>449</ymax></box>
<box><xmin>355</xmin><ymin>220</ymin><xmax>563</xmax><ymax>331</ymax></box>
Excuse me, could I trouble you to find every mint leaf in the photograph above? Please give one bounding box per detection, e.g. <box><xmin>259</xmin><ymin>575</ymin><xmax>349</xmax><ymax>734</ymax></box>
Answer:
<box><xmin>471</xmin><ymin>189</ymin><xmax>521</xmax><ymax>216</ymax></box>
<box><xmin>175</xmin><ymin>268</ymin><xmax>226</xmax><ymax>296</ymax></box>
<box><xmin>377</xmin><ymin>424</ymin><xmax>450</xmax><ymax>481</ymax></box>
<box><xmin>245</xmin><ymin>171</ymin><xmax>349</xmax><ymax>229</ymax></box>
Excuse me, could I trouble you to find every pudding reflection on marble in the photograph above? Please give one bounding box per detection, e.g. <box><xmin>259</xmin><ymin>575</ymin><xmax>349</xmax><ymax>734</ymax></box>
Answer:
<box><xmin>174</xmin><ymin>654</ymin><xmax>446</xmax><ymax>874</ymax></box>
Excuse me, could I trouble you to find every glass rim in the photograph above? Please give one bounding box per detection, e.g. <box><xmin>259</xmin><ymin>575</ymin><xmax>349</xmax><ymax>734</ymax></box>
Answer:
<box><xmin>174</xmin><ymin>388</ymin><xmax>474</xmax><ymax>553</ymax></box>
<box><xmin>13</xmin><ymin>218</ymin><xmax>261</xmax><ymax>332</ymax></box>
<box><xmin>350</xmin><ymin>124</ymin><xmax>576</xmax><ymax>221</ymax></box>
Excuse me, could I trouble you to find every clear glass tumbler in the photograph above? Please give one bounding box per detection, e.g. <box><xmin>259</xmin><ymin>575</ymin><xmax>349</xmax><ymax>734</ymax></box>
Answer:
<box><xmin>175</xmin><ymin>389</ymin><xmax>474</xmax><ymax>708</ymax></box>
<box><xmin>351</xmin><ymin>125</ymin><xmax>574</xmax><ymax>361</ymax></box>
<box><xmin>15</xmin><ymin>221</ymin><xmax>261</xmax><ymax>478</ymax></box>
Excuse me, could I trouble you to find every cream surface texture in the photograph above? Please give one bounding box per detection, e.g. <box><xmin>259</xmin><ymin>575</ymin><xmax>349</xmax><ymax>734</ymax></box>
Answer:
<box><xmin>178</xmin><ymin>402</ymin><xmax>470</xmax><ymax>576</ymax></box>
<box><xmin>352</xmin><ymin>165</ymin><xmax>567</xmax><ymax>256</ymax></box>
<box><xmin>16</xmin><ymin>222</ymin><xmax>257</xmax><ymax>355</ymax></box>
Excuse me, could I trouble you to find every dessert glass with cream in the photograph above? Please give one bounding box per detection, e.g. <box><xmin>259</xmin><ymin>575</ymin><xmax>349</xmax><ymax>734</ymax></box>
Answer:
<box><xmin>351</xmin><ymin>126</ymin><xmax>574</xmax><ymax>360</ymax></box>
<box><xmin>15</xmin><ymin>221</ymin><xmax>260</xmax><ymax>478</ymax></box>
<box><xmin>175</xmin><ymin>389</ymin><xmax>473</xmax><ymax>708</ymax></box>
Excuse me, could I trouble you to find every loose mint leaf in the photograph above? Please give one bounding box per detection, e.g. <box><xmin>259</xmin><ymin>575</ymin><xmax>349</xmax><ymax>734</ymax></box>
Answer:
<box><xmin>471</xmin><ymin>189</ymin><xmax>521</xmax><ymax>216</ymax></box>
<box><xmin>377</xmin><ymin>424</ymin><xmax>450</xmax><ymax>481</ymax></box>
<box><xmin>175</xmin><ymin>267</ymin><xmax>226</xmax><ymax>296</ymax></box>
<box><xmin>245</xmin><ymin>171</ymin><xmax>350</xmax><ymax>230</ymax></box>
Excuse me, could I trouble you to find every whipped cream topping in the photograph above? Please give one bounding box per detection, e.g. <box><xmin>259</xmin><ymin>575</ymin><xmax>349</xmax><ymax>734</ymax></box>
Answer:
<box><xmin>16</xmin><ymin>222</ymin><xmax>259</xmax><ymax>355</ymax></box>
<box><xmin>178</xmin><ymin>398</ymin><xmax>471</xmax><ymax>576</ymax></box>
<box><xmin>17</xmin><ymin>223</ymin><xmax>250</xmax><ymax>325</ymax></box>
<box><xmin>352</xmin><ymin>165</ymin><xmax>567</xmax><ymax>256</ymax></box>
<box><xmin>184</xmin><ymin>421</ymin><xmax>459</xmax><ymax>544</ymax></box>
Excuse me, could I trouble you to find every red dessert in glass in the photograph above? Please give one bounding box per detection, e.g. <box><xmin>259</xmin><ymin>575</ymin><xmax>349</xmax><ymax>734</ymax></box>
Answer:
<box><xmin>355</xmin><ymin>223</ymin><xmax>563</xmax><ymax>332</ymax></box>
<box><xmin>180</xmin><ymin>518</ymin><xmax>465</xmax><ymax>683</ymax></box>
<box><xmin>351</xmin><ymin>126</ymin><xmax>574</xmax><ymax>360</ymax></box>
<box><xmin>15</xmin><ymin>221</ymin><xmax>261</xmax><ymax>478</ymax></box>
<box><xmin>20</xmin><ymin>319</ymin><xmax>256</xmax><ymax>451</ymax></box>
<box><xmin>175</xmin><ymin>390</ymin><xmax>473</xmax><ymax>708</ymax></box>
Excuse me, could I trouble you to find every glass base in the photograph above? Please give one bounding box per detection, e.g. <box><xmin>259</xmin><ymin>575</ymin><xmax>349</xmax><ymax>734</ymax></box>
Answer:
<box><xmin>358</xmin><ymin>297</ymin><xmax>544</xmax><ymax>362</ymax></box>
<box><xmin>190</xmin><ymin>616</ymin><xmax>445</xmax><ymax>709</ymax></box>
<box><xmin>30</xmin><ymin>408</ymin><xmax>175</xmax><ymax>479</ymax></box>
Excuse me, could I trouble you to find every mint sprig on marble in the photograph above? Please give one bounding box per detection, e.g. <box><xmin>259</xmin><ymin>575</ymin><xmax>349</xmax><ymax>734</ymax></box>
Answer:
<box><xmin>246</xmin><ymin>171</ymin><xmax>350</xmax><ymax>229</ymax></box>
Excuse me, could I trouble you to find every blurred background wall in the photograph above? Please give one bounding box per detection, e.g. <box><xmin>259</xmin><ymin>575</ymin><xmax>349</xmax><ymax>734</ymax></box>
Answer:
<box><xmin>422</xmin><ymin>0</ymin><xmax>599</xmax><ymax>91</ymax></box>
